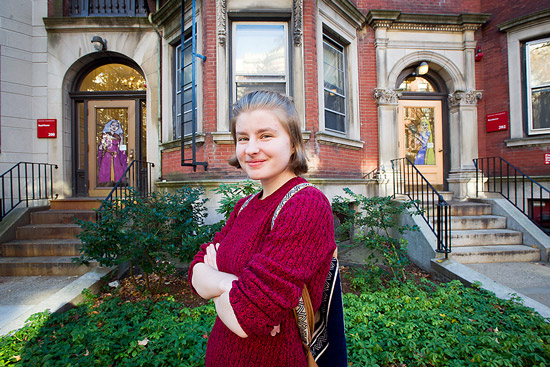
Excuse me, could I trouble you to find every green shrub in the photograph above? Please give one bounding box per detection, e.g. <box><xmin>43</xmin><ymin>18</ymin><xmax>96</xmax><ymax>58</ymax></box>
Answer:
<box><xmin>76</xmin><ymin>187</ymin><xmax>209</xmax><ymax>294</ymax></box>
<box><xmin>344</xmin><ymin>279</ymin><xmax>550</xmax><ymax>366</ymax></box>
<box><xmin>333</xmin><ymin>189</ymin><xmax>421</xmax><ymax>282</ymax></box>
<box><xmin>1</xmin><ymin>294</ymin><xmax>215</xmax><ymax>367</ymax></box>
<box><xmin>2</xmin><ymin>272</ymin><xmax>550</xmax><ymax>366</ymax></box>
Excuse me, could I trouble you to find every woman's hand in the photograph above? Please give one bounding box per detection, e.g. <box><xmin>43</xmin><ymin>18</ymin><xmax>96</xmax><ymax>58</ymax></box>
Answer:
<box><xmin>270</xmin><ymin>325</ymin><xmax>281</xmax><ymax>337</ymax></box>
<box><xmin>203</xmin><ymin>243</ymin><xmax>220</xmax><ymax>270</ymax></box>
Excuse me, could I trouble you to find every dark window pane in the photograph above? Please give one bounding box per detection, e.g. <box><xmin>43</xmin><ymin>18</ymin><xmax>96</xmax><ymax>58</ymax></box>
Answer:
<box><xmin>324</xmin><ymin>90</ymin><xmax>345</xmax><ymax>114</ymax></box>
<box><xmin>532</xmin><ymin>88</ymin><xmax>550</xmax><ymax>130</ymax></box>
<box><xmin>325</xmin><ymin>110</ymin><xmax>345</xmax><ymax>132</ymax></box>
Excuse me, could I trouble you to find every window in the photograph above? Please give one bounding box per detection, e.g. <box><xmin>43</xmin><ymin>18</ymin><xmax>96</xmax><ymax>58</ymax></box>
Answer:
<box><xmin>499</xmin><ymin>10</ymin><xmax>550</xmax><ymax>146</ymax></box>
<box><xmin>526</xmin><ymin>38</ymin><xmax>550</xmax><ymax>135</ymax></box>
<box><xmin>232</xmin><ymin>22</ymin><xmax>289</xmax><ymax>102</ymax></box>
<box><xmin>399</xmin><ymin>76</ymin><xmax>435</xmax><ymax>93</ymax></box>
<box><xmin>174</xmin><ymin>35</ymin><xmax>193</xmax><ymax>139</ymax></box>
<box><xmin>323</xmin><ymin>33</ymin><xmax>347</xmax><ymax>133</ymax></box>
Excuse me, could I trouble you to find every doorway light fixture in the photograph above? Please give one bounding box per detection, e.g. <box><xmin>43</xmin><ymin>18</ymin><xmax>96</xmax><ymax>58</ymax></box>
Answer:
<box><xmin>91</xmin><ymin>36</ymin><xmax>107</xmax><ymax>51</ymax></box>
<box><xmin>412</xmin><ymin>61</ymin><xmax>429</xmax><ymax>76</ymax></box>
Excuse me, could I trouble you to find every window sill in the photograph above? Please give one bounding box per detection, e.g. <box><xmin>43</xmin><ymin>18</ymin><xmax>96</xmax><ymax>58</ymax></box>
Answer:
<box><xmin>160</xmin><ymin>134</ymin><xmax>205</xmax><ymax>151</ymax></box>
<box><xmin>316</xmin><ymin>131</ymin><xmax>364</xmax><ymax>150</ymax></box>
<box><xmin>212</xmin><ymin>131</ymin><xmax>312</xmax><ymax>145</ymax></box>
<box><xmin>505</xmin><ymin>135</ymin><xmax>550</xmax><ymax>148</ymax></box>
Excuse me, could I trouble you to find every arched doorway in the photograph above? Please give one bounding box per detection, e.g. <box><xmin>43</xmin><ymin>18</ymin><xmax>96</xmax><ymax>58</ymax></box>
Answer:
<box><xmin>396</xmin><ymin>70</ymin><xmax>449</xmax><ymax>189</ymax></box>
<box><xmin>69</xmin><ymin>60</ymin><xmax>147</xmax><ymax>197</ymax></box>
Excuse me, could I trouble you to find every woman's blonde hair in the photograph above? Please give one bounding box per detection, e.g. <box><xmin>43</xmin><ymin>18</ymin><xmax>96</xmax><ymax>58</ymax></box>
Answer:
<box><xmin>228</xmin><ymin>90</ymin><xmax>308</xmax><ymax>175</ymax></box>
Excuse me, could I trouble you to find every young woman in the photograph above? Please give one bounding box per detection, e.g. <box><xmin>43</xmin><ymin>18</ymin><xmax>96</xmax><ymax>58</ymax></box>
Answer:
<box><xmin>188</xmin><ymin>91</ymin><xmax>336</xmax><ymax>366</ymax></box>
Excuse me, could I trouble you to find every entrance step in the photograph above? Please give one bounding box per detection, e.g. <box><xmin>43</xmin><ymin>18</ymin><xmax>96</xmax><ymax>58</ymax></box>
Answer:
<box><xmin>450</xmin><ymin>215</ymin><xmax>507</xmax><ymax>230</ymax></box>
<box><xmin>0</xmin><ymin>256</ymin><xmax>95</xmax><ymax>276</ymax></box>
<box><xmin>31</xmin><ymin>210</ymin><xmax>95</xmax><ymax>225</ymax></box>
<box><xmin>450</xmin><ymin>202</ymin><xmax>492</xmax><ymax>216</ymax></box>
<box><xmin>16</xmin><ymin>224</ymin><xmax>82</xmax><ymax>240</ymax></box>
<box><xmin>451</xmin><ymin>245</ymin><xmax>540</xmax><ymax>263</ymax></box>
<box><xmin>451</xmin><ymin>229</ymin><xmax>523</xmax><ymax>247</ymax></box>
<box><xmin>50</xmin><ymin>198</ymin><xmax>103</xmax><ymax>211</ymax></box>
<box><xmin>0</xmin><ymin>239</ymin><xmax>81</xmax><ymax>257</ymax></box>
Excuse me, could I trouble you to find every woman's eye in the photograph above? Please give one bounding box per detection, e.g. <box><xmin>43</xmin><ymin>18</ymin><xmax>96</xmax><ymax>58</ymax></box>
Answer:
<box><xmin>260</xmin><ymin>134</ymin><xmax>272</xmax><ymax>139</ymax></box>
<box><xmin>237</xmin><ymin>137</ymin><xmax>248</xmax><ymax>142</ymax></box>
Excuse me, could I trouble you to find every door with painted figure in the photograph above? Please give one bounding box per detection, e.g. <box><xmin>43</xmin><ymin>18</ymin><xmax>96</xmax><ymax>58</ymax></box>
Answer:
<box><xmin>398</xmin><ymin>100</ymin><xmax>444</xmax><ymax>187</ymax></box>
<box><xmin>87</xmin><ymin>100</ymin><xmax>136</xmax><ymax>197</ymax></box>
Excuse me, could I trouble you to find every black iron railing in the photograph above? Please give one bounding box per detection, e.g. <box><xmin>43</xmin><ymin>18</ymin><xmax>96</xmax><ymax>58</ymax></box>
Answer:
<box><xmin>68</xmin><ymin>0</ymin><xmax>149</xmax><ymax>17</ymax></box>
<box><xmin>0</xmin><ymin>162</ymin><xmax>58</xmax><ymax>221</ymax></box>
<box><xmin>392</xmin><ymin>158</ymin><xmax>451</xmax><ymax>257</ymax></box>
<box><xmin>98</xmin><ymin>160</ymin><xmax>155</xmax><ymax>213</ymax></box>
<box><xmin>474</xmin><ymin>156</ymin><xmax>550</xmax><ymax>234</ymax></box>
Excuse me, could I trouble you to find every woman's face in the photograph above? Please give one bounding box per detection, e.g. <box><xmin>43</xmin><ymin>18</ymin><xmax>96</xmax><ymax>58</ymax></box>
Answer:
<box><xmin>110</xmin><ymin>121</ymin><xmax>120</xmax><ymax>133</ymax></box>
<box><xmin>235</xmin><ymin>109</ymin><xmax>295</xmax><ymax>193</ymax></box>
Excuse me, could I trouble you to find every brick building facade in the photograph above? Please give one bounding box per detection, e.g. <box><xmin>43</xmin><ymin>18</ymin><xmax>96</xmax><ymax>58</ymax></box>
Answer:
<box><xmin>0</xmin><ymin>0</ymin><xmax>548</xmax><ymax>223</ymax></box>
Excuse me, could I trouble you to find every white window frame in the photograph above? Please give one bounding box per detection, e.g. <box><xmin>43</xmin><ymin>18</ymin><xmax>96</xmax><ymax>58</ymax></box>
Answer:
<box><xmin>525</xmin><ymin>37</ymin><xmax>550</xmax><ymax>135</ymax></box>
<box><xmin>317</xmin><ymin>2</ymin><xmax>362</xmax><ymax>149</ymax></box>
<box><xmin>231</xmin><ymin>21</ymin><xmax>290</xmax><ymax>104</ymax></box>
<box><xmin>323</xmin><ymin>32</ymin><xmax>348</xmax><ymax>134</ymax></box>
<box><xmin>502</xmin><ymin>12</ymin><xmax>550</xmax><ymax>147</ymax></box>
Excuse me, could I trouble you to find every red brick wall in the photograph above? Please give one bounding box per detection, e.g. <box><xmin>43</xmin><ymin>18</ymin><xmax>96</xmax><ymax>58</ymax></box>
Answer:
<box><xmin>161</xmin><ymin>0</ymin><xmax>550</xmax><ymax>181</ymax></box>
<box><xmin>476</xmin><ymin>1</ymin><xmax>549</xmax><ymax>175</ymax></box>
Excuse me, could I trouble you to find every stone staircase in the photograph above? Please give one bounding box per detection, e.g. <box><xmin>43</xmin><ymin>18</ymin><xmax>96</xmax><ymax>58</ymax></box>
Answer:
<box><xmin>447</xmin><ymin>200</ymin><xmax>540</xmax><ymax>264</ymax></box>
<box><xmin>0</xmin><ymin>199</ymin><xmax>101</xmax><ymax>276</ymax></box>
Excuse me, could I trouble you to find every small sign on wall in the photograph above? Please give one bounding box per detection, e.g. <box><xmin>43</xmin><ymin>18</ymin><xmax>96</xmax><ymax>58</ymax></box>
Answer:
<box><xmin>486</xmin><ymin>111</ymin><xmax>508</xmax><ymax>133</ymax></box>
<box><xmin>37</xmin><ymin>119</ymin><xmax>57</xmax><ymax>138</ymax></box>
<box><xmin>545</xmin><ymin>153</ymin><xmax>550</xmax><ymax>165</ymax></box>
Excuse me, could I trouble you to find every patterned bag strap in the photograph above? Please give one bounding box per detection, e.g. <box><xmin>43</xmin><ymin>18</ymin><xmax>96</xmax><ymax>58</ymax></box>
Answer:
<box><xmin>270</xmin><ymin>183</ymin><xmax>317</xmax><ymax>230</ymax></box>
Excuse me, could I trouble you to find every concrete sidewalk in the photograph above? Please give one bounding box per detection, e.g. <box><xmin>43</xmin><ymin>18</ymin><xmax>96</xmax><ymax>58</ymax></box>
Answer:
<box><xmin>0</xmin><ymin>267</ymin><xmax>112</xmax><ymax>336</ymax></box>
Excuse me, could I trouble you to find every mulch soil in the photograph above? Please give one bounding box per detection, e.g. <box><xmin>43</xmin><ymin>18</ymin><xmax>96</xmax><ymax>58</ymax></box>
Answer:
<box><xmin>101</xmin><ymin>262</ymin><xmax>438</xmax><ymax>308</ymax></box>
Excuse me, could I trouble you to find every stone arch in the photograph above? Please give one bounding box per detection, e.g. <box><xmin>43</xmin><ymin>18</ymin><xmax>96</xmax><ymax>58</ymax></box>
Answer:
<box><xmin>387</xmin><ymin>51</ymin><xmax>466</xmax><ymax>93</ymax></box>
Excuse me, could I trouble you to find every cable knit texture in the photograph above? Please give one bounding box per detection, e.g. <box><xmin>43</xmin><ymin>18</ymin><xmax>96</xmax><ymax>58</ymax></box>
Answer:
<box><xmin>188</xmin><ymin>177</ymin><xmax>336</xmax><ymax>367</ymax></box>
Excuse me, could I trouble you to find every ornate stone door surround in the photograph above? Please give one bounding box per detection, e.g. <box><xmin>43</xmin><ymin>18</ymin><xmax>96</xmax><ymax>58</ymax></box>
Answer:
<box><xmin>368</xmin><ymin>10</ymin><xmax>489</xmax><ymax>199</ymax></box>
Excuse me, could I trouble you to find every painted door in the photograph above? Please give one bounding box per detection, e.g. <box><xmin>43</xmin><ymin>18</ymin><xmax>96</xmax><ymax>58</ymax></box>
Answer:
<box><xmin>87</xmin><ymin>100</ymin><xmax>136</xmax><ymax>197</ymax></box>
<box><xmin>398</xmin><ymin>100</ymin><xmax>444</xmax><ymax>186</ymax></box>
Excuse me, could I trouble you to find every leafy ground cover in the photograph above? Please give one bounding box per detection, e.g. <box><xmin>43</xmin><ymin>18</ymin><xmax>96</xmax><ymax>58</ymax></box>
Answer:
<box><xmin>1</xmin><ymin>265</ymin><xmax>549</xmax><ymax>367</ymax></box>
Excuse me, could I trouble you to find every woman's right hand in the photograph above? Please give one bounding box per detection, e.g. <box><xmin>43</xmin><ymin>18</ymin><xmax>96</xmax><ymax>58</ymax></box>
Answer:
<box><xmin>204</xmin><ymin>243</ymin><xmax>220</xmax><ymax>270</ymax></box>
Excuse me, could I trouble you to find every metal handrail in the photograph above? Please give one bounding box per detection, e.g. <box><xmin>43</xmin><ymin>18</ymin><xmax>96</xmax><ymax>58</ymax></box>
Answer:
<box><xmin>0</xmin><ymin>162</ymin><xmax>58</xmax><ymax>221</ymax></box>
<box><xmin>474</xmin><ymin>156</ymin><xmax>550</xmax><ymax>235</ymax></box>
<box><xmin>98</xmin><ymin>159</ymin><xmax>155</xmax><ymax>213</ymax></box>
<box><xmin>392</xmin><ymin>157</ymin><xmax>452</xmax><ymax>257</ymax></box>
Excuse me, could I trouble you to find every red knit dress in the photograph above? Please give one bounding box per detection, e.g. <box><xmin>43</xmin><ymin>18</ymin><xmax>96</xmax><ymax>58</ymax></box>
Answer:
<box><xmin>188</xmin><ymin>177</ymin><xmax>336</xmax><ymax>367</ymax></box>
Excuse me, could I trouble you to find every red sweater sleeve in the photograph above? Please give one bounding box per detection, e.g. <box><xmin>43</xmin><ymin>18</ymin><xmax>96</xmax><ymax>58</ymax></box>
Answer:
<box><xmin>229</xmin><ymin>188</ymin><xmax>336</xmax><ymax>336</ymax></box>
<box><xmin>187</xmin><ymin>196</ymin><xmax>248</xmax><ymax>294</ymax></box>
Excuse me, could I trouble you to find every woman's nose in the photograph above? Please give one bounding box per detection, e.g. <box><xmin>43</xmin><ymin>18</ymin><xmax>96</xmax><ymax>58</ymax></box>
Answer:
<box><xmin>245</xmin><ymin>139</ymin><xmax>259</xmax><ymax>155</ymax></box>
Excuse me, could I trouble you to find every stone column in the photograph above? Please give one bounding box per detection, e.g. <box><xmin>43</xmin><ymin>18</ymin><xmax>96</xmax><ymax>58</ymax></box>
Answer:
<box><xmin>374</xmin><ymin>88</ymin><xmax>402</xmax><ymax>195</ymax></box>
<box><xmin>447</xmin><ymin>90</ymin><xmax>483</xmax><ymax>200</ymax></box>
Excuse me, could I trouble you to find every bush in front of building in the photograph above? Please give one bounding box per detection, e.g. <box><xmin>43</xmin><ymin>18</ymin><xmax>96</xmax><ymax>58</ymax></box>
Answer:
<box><xmin>75</xmin><ymin>187</ymin><xmax>210</xmax><ymax>295</ymax></box>
<box><xmin>333</xmin><ymin>189</ymin><xmax>422</xmax><ymax>283</ymax></box>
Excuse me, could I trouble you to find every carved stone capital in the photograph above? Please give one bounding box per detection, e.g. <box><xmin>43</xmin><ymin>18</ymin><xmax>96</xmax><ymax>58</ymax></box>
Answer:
<box><xmin>216</xmin><ymin>0</ymin><xmax>227</xmax><ymax>46</ymax></box>
<box><xmin>293</xmin><ymin>0</ymin><xmax>303</xmax><ymax>46</ymax></box>
<box><xmin>374</xmin><ymin>88</ymin><xmax>402</xmax><ymax>105</ymax></box>
<box><xmin>448</xmin><ymin>90</ymin><xmax>482</xmax><ymax>106</ymax></box>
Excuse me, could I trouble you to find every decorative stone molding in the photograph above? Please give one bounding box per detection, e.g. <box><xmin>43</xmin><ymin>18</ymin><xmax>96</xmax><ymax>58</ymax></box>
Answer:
<box><xmin>216</xmin><ymin>0</ymin><xmax>227</xmax><ymax>46</ymax></box>
<box><xmin>366</xmin><ymin>10</ymin><xmax>490</xmax><ymax>33</ymax></box>
<box><xmin>448</xmin><ymin>90</ymin><xmax>482</xmax><ymax>107</ymax></box>
<box><xmin>293</xmin><ymin>0</ymin><xmax>303</xmax><ymax>46</ymax></box>
<box><xmin>374</xmin><ymin>88</ymin><xmax>402</xmax><ymax>105</ymax></box>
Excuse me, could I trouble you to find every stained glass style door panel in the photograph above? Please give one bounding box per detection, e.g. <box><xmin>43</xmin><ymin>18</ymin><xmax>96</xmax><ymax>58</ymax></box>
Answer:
<box><xmin>398</xmin><ymin>100</ymin><xmax>443</xmax><ymax>186</ymax></box>
<box><xmin>87</xmin><ymin>100</ymin><xmax>136</xmax><ymax>197</ymax></box>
